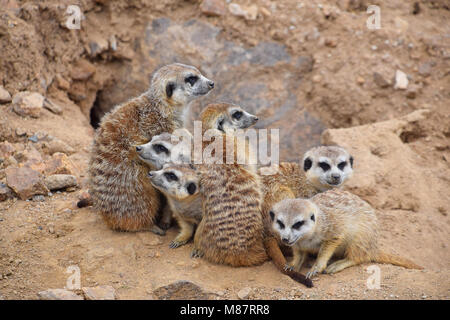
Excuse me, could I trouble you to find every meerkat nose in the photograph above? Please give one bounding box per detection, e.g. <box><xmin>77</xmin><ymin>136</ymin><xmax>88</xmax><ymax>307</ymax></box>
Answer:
<box><xmin>282</xmin><ymin>237</ymin><xmax>289</xmax><ymax>243</ymax></box>
<box><xmin>332</xmin><ymin>173</ymin><xmax>340</xmax><ymax>180</ymax></box>
<box><xmin>136</xmin><ymin>146</ymin><xmax>143</xmax><ymax>152</ymax></box>
<box><xmin>208</xmin><ymin>81</ymin><xmax>214</xmax><ymax>88</ymax></box>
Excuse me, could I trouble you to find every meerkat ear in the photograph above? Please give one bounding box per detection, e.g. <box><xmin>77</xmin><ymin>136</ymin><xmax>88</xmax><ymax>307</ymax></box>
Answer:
<box><xmin>303</xmin><ymin>157</ymin><xmax>312</xmax><ymax>171</ymax></box>
<box><xmin>349</xmin><ymin>156</ymin><xmax>354</xmax><ymax>168</ymax></box>
<box><xmin>269</xmin><ymin>210</ymin><xmax>275</xmax><ymax>221</ymax></box>
<box><xmin>166</xmin><ymin>82</ymin><xmax>176</xmax><ymax>98</ymax></box>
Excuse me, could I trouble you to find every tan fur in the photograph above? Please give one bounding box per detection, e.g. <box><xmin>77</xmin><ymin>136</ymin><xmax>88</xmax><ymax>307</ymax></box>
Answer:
<box><xmin>88</xmin><ymin>63</ymin><xmax>212</xmax><ymax>233</ymax></box>
<box><xmin>271</xmin><ymin>190</ymin><xmax>423</xmax><ymax>279</ymax></box>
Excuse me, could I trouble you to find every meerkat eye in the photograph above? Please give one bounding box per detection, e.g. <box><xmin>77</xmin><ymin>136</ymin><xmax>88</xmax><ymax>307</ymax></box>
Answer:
<box><xmin>318</xmin><ymin>162</ymin><xmax>331</xmax><ymax>171</ymax></box>
<box><xmin>185</xmin><ymin>75</ymin><xmax>199</xmax><ymax>86</ymax></box>
<box><xmin>186</xmin><ymin>182</ymin><xmax>197</xmax><ymax>195</ymax></box>
<box><xmin>338</xmin><ymin>161</ymin><xmax>347</xmax><ymax>170</ymax></box>
<box><xmin>269</xmin><ymin>211</ymin><xmax>275</xmax><ymax>221</ymax></box>
<box><xmin>164</xmin><ymin>172</ymin><xmax>178</xmax><ymax>182</ymax></box>
<box><xmin>276</xmin><ymin>220</ymin><xmax>285</xmax><ymax>229</ymax></box>
<box><xmin>292</xmin><ymin>221</ymin><xmax>304</xmax><ymax>230</ymax></box>
<box><xmin>153</xmin><ymin>144</ymin><xmax>168</xmax><ymax>154</ymax></box>
<box><xmin>310</xmin><ymin>213</ymin><xmax>315</xmax><ymax>222</ymax></box>
<box><xmin>349</xmin><ymin>156</ymin><xmax>354</xmax><ymax>168</ymax></box>
<box><xmin>232</xmin><ymin>111</ymin><xmax>243</xmax><ymax>120</ymax></box>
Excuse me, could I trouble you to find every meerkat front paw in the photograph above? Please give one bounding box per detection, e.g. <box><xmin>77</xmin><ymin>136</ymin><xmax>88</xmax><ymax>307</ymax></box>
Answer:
<box><xmin>169</xmin><ymin>239</ymin><xmax>188</xmax><ymax>249</ymax></box>
<box><xmin>190</xmin><ymin>248</ymin><xmax>204</xmax><ymax>258</ymax></box>
<box><xmin>306</xmin><ymin>262</ymin><xmax>326</xmax><ymax>279</ymax></box>
<box><xmin>150</xmin><ymin>224</ymin><xmax>166</xmax><ymax>236</ymax></box>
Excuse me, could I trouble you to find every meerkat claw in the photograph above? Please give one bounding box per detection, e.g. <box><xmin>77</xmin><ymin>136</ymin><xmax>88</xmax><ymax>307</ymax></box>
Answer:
<box><xmin>190</xmin><ymin>249</ymin><xmax>203</xmax><ymax>258</ymax></box>
<box><xmin>284</xmin><ymin>264</ymin><xmax>294</xmax><ymax>272</ymax></box>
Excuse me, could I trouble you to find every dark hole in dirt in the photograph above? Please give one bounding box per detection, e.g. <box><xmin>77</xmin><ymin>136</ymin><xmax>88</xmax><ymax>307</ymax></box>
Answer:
<box><xmin>400</xmin><ymin>130</ymin><xmax>426</xmax><ymax>143</ymax></box>
<box><xmin>90</xmin><ymin>91</ymin><xmax>102</xmax><ymax>129</ymax></box>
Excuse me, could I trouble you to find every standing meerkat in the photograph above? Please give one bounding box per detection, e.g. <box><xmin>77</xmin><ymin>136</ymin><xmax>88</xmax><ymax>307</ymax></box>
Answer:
<box><xmin>88</xmin><ymin>63</ymin><xmax>214</xmax><ymax>234</ymax></box>
<box><xmin>149</xmin><ymin>164</ymin><xmax>201</xmax><ymax>248</ymax></box>
<box><xmin>260</xmin><ymin>146</ymin><xmax>353</xmax><ymax>280</ymax></box>
<box><xmin>270</xmin><ymin>190</ymin><xmax>423</xmax><ymax>279</ymax></box>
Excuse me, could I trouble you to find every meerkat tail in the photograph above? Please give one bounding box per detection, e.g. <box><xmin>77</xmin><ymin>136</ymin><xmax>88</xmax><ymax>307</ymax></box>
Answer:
<box><xmin>263</xmin><ymin>237</ymin><xmax>313</xmax><ymax>288</ymax></box>
<box><xmin>375</xmin><ymin>251</ymin><xmax>423</xmax><ymax>270</ymax></box>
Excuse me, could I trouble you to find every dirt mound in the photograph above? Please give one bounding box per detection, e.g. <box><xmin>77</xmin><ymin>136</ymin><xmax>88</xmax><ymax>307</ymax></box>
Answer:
<box><xmin>0</xmin><ymin>0</ymin><xmax>449</xmax><ymax>299</ymax></box>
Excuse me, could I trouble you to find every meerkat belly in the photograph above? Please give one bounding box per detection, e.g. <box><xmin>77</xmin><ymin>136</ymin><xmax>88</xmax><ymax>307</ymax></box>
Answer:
<box><xmin>297</xmin><ymin>237</ymin><xmax>322</xmax><ymax>254</ymax></box>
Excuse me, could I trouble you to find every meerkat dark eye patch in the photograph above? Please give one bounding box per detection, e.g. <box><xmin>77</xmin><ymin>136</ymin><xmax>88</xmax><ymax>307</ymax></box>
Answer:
<box><xmin>318</xmin><ymin>162</ymin><xmax>331</xmax><ymax>171</ymax></box>
<box><xmin>338</xmin><ymin>161</ymin><xmax>347</xmax><ymax>170</ymax></box>
<box><xmin>232</xmin><ymin>111</ymin><xmax>243</xmax><ymax>120</ymax></box>
<box><xmin>166</xmin><ymin>82</ymin><xmax>175</xmax><ymax>98</ymax></box>
<box><xmin>164</xmin><ymin>172</ymin><xmax>178</xmax><ymax>182</ymax></box>
<box><xmin>269</xmin><ymin>211</ymin><xmax>275</xmax><ymax>221</ymax></box>
<box><xmin>277</xmin><ymin>220</ymin><xmax>285</xmax><ymax>229</ymax></box>
<box><xmin>217</xmin><ymin>119</ymin><xmax>224</xmax><ymax>132</ymax></box>
<box><xmin>186</xmin><ymin>182</ymin><xmax>197</xmax><ymax>195</ymax></box>
<box><xmin>153</xmin><ymin>144</ymin><xmax>168</xmax><ymax>154</ymax></box>
<box><xmin>185</xmin><ymin>75</ymin><xmax>199</xmax><ymax>86</ymax></box>
<box><xmin>310</xmin><ymin>213</ymin><xmax>315</xmax><ymax>222</ymax></box>
<box><xmin>292</xmin><ymin>221</ymin><xmax>304</xmax><ymax>230</ymax></box>
<box><xmin>303</xmin><ymin>158</ymin><xmax>312</xmax><ymax>171</ymax></box>
<box><xmin>350</xmin><ymin>156</ymin><xmax>354</xmax><ymax>168</ymax></box>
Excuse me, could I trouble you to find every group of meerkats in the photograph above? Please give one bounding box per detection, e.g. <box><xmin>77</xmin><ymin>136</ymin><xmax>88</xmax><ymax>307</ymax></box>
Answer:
<box><xmin>82</xmin><ymin>63</ymin><xmax>421</xmax><ymax>288</ymax></box>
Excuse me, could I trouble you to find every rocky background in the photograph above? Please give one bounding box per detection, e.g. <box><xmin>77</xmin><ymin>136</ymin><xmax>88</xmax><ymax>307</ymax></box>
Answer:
<box><xmin>0</xmin><ymin>0</ymin><xmax>449</xmax><ymax>300</ymax></box>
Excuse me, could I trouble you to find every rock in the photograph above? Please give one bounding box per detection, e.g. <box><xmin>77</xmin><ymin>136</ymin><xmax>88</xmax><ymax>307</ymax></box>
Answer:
<box><xmin>153</xmin><ymin>280</ymin><xmax>210</xmax><ymax>300</ymax></box>
<box><xmin>0</xmin><ymin>86</ymin><xmax>12</xmax><ymax>104</ymax></box>
<box><xmin>237</xmin><ymin>287</ymin><xmax>252</xmax><ymax>299</ymax></box>
<box><xmin>6</xmin><ymin>166</ymin><xmax>49</xmax><ymax>200</ymax></box>
<box><xmin>14</xmin><ymin>144</ymin><xmax>42</xmax><ymax>164</ymax></box>
<box><xmin>15</xmin><ymin>127</ymin><xmax>27</xmax><ymax>137</ymax></box>
<box><xmin>12</xmin><ymin>91</ymin><xmax>45</xmax><ymax>118</ymax></box>
<box><xmin>0</xmin><ymin>141</ymin><xmax>16</xmax><ymax>159</ymax></box>
<box><xmin>32</xmin><ymin>194</ymin><xmax>45</xmax><ymax>202</ymax></box>
<box><xmin>200</xmin><ymin>0</ymin><xmax>227</xmax><ymax>16</ymax></box>
<box><xmin>325</xmin><ymin>38</ymin><xmax>337</xmax><ymax>48</ymax></box>
<box><xmin>44</xmin><ymin>174</ymin><xmax>77</xmax><ymax>191</ymax></box>
<box><xmin>394</xmin><ymin>70</ymin><xmax>409</xmax><ymax>90</ymax></box>
<box><xmin>229</xmin><ymin>3</ymin><xmax>258</xmax><ymax>20</ymax></box>
<box><xmin>41</xmin><ymin>138</ymin><xmax>75</xmax><ymax>155</ymax></box>
<box><xmin>406</xmin><ymin>85</ymin><xmax>420</xmax><ymax>99</ymax></box>
<box><xmin>88</xmin><ymin>35</ymin><xmax>109</xmax><ymax>57</ymax></box>
<box><xmin>0</xmin><ymin>183</ymin><xmax>14</xmax><ymax>202</ymax></box>
<box><xmin>37</xmin><ymin>289</ymin><xmax>83</xmax><ymax>300</ymax></box>
<box><xmin>418</xmin><ymin>61</ymin><xmax>434</xmax><ymax>77</ymax></box>
<box><xmin>82</xmin><ymin>285</ymin><xmax>116</xmax><ymax>300</ymax></box>
<box><xmin>44</xmin><ymin>153</ymin><xmax>76</xmax><ymax>175</ymax></box>
<box><xmin>373</xmin><ymin>72</ymin><xmax>390</xmax><ymax>88</ymax></box>
<box><xmin>70</xmin><ymin>59</ymin><xmax>96</xmax><ymax>81</ymax></box>
<box><xmin>43</xmin><ymin>98</ymin><xmax>63</xmax><ymax>115</ymax></box>
<box><xmin>55</xmin><ymin>74</ymin><xmax>70</xmax><ymax>91</ymax></box>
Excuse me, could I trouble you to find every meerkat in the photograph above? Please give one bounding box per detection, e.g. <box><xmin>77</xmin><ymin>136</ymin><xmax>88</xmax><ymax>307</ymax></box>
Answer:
<box><xmin>88</xmin><ymin>63</ymin><xmax>214</xmax><ymax>234</ymax></box>
<box><xmin>148</xmin><ymin>164</ymin><xmax>201</xmax><ymax>248</ymax></box>
<box><xmin>258</xmin><ymin>146</ymin><xmax>353</xmax><ymax>285</ymax></box>
<box><xmin>270</xmin><ymin>190</ymin><xmax>423</xmax><ymax>279</ymax></box>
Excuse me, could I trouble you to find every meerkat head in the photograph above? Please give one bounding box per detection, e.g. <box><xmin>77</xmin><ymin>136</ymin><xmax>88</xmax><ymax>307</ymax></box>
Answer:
<box><xmin>302</xmin><ymin>146</ymin><xmax>354</xmax><ymax>191</ymax></box>
<box><xmin>135</xmin><ymin>129</ymin><xmax>192</xmax><ymax>169</ymax></box>
<box><xmin>150</xmin><ymin>63</ymin><xmax>214</xmax><ymax>107</ymax></box>
<box><xmin>148</xmin><ymin>164</ymin><xmax>199</xmax><ymax>201</ymax></box>
<box><xmin>269</xmin><ymin>198</ymin><xmax>319</xmax><ymax>246</ymax></box>
<box><xmin>200</xmin><ymin>103</ymin><xmax>258</xmax><ymax>132</ymax></box>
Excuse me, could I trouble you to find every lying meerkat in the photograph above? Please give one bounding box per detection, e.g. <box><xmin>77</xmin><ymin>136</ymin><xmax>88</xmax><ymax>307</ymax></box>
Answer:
<box><xmin>270</xmin><ymin>189</ymin><xmax>423</xmax><ymax>279</ymax></box>
<box><xmin>88</xmin><ymin>63</ymin><xmax>213</xmax><ymax>234</ymax></box>
<box><xmin>148</xmin><ymin>164</ymin><xmax>201</xmax><ymax>248</ymax></box>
